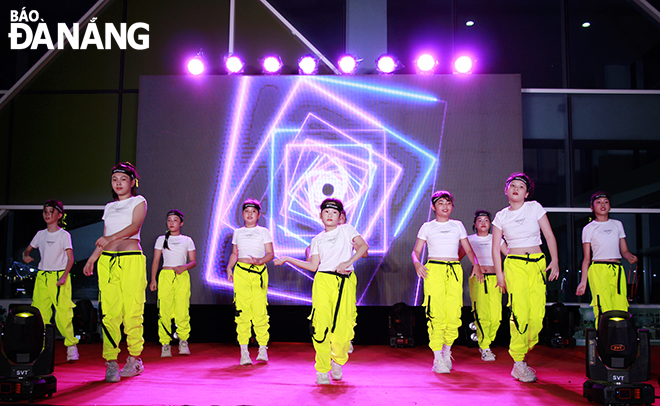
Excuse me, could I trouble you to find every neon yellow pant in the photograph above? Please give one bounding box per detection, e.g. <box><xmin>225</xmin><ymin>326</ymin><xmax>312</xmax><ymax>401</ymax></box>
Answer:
<box><xmin>504</xmin><ymin>254</ymin><xmax>546</xmax><ymax>362</ymax></box>
<box><xmin>423</xmin><ymin>261</ymin><xmax>463</xmax><ymax>352</ymax></box>
<box><xmin>469</xmin><ymin>274</ymin><xmax>502</xmax><ymax>350</ymax></box>
<box><xmin>588</xmin><ymin>261</ymin><xmax>628</xmax><ymax>328</ymax></box>
<box><xmin>98</xmin><ymin>251</ymin><xmax>147</xmax><ymax>361</ymax></box>
<box><xmin>233</xmin><ymin>262</ymin><xmax>269</xmax><ymax>346</ymax></box>
<box><xmin>157</xmin><ymin>269</ymin><xmax>191</xmax><ymax>344</ymax></box>
<box><xmin>309</xmin><ymin>271</ymin><xmax>357</xmax><ymax>373</ymax></box>
<box><xmin>32</xmin><ymin>270</ymin><xmax>79</xmax><ymax>347</ymax></box>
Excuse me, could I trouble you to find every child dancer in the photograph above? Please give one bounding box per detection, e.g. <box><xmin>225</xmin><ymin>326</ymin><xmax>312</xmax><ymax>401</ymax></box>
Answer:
<box><xmin>275</xmin><ymin>198</ymin><xmax>368</xmax><ymax>385</ymax></box>
<box><xmin>492</xmin><ymin>172</ymin><xmax>559</xmax><ymax>383</ymax></box>
<box><xmin>150</xmin><ymin>209</ymin><xmax>197</xmax><ymax>357</ymax></box>
<box><xmin>467</xmin><ymin>210</ymin><xmax>506</xmax><ymax>362</ymax></box>
<box><xmin>411</xmin><ymin>191</ymin><xmax>481</xmax><ymax>374</ymax></box>
<box><xmin>576</xmin><ymin>191</ymin><xmax>637</xmax><ymax>327</ymax></box>
<box><xmin>83</xmin><ymin>162</ymin><xmax>148</xmax><ymax>383</ymax></box>
<box><xmin>226</xmin><ymin>200</ymin><xmax>274</xmax><ymax>365</ymax></box>
<box><xmin>23</xmin><ymin>200</ymin><xmax>79</xmax><ymax>361</ymax></box>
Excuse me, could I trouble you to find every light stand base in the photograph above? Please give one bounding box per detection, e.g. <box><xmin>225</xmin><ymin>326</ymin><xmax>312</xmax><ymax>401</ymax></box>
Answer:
<box><xmin>0</xmin><ymin>375</ymin><xmax>57</xmax><ymax>402</ymax></box>
<box><xmin>583</xmin><ymin>380</ymin><xmax>654</xmax><ymax>405</ymax></box>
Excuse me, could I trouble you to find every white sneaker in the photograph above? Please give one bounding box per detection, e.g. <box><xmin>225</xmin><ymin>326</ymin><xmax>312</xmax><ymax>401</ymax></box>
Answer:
<box><xmin>432</xmin><ymin>358</ymin><xmax>450</xmax><ymax>374</ymax></box>
<box><xmin>67</xmin><ymin>345</ymin><xmax>79</xmax><ymax>361</ymax></box>
<box><xmin>511</xmin><ymin>361</ymin><xmax>537</xmax><ymax>383</ymax></box>
<box><xmin>179</xmin><ymin>340</ymin><xmax>190</xmax><ymax>355</ymax></box>
<box><xmin>256</xmin><ymin>346</ymin><xmax>268</xmax><ymax>362</ymax></box>
<box><xmin>479</xmin><ymin>348</ymin><xmax>496</xmax><ymax>362</ymax></box>
<box><xmin>119</xmin><ymin>356</ymin><xmax>144</xmax><ymax>377</ymax></box>
<box><xmin>105</xmin><ymin>360</ymin><xmax>120</xmax><ymax>383</ymax></box>
<box><xmin>240</xmin><ymin>349</ymin><xmax>252</xmax><ymax>366</ymax></box>
<box><xmin>161</xmin><ymin>344</ymin><xmax>172</xmax><ymax>357</ymax></box>
<box><xmin>316</xmin><ymin>372</ymin><xmax>331</xmax><ymax>385</ymax></box>
<box><xmin>348</xmin><ymin>342</ymin><xmax>354</xmax><ymax>354</ymax></box>
<box><xmin>442</xmin><ymin>348</ymin><xmax>453</xmax><ymax>370</ymax></box>
<box><xmin>330</xmin><ymin>360</ymin><xmax>343</xmax><ymax>380</ymax></box>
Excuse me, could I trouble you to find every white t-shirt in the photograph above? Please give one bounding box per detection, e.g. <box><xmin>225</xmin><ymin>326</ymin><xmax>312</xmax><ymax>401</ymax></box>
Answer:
<box><xmin>416</xmin><ymin>219</ymin><xmax>467</xmax><ymax>258</ymax></box>
<box><xmin>310</xmin><ymin>224</ymin><xmax>361</xmax><ymax>273</ymax></box>
<box><xmin>232</xmin><ymin>226</ymin><xmax>273</xmax><ymax>259</ymax></box>
<box><xmin>155</xmin><ymin>234</ymin><xmax>196</xmax><ymax>268</ymax></box>
<box><xmin>467</xmin><ymin>233</ymin><xmax>500</xmax><ymax>267</ymax></box>
<box><xmin>492</xmin><ymin>200</ymin><xmax>546</xmax><ymax>248</ymax></box>
<box><xmin>582</xmin><ymin>219</ymin><xmax>626</xmax><ymax>260</ymax></box>
<box><xmin>102</xmin><ymin>195</ymin><xmax>147</xmax><ymax>241</ymax></box>
<box><xmin>29</xmin><ymin>228</ymin><xmax>73</xmax><ymax>271</ymax></box>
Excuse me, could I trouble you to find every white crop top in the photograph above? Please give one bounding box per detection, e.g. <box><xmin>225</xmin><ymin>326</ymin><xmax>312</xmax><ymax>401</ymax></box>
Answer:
<box><xmin>232</xmin><ymin>225</ymin><xmax>273</xmax><ymax>259</ymax></box>
<box><xmin>155</xmin><ymin>234</ymin><xmax>196</xmax><ymax>268</ymax></box>
<box><xmin>467</xmin><ymin>233</ymin><xmax>501</xmax><ymax>267</ymax></box>
<box><xmin>29</xmin><ymin>228</ymin><xmax>73</xmax><ymax>271</ymax></box>
<box><xmin>492</xmin><ymin>200</ymin><xmax>546</xmax><ymax>248</ymax></box>
<box><xmin>582</xmin><ymin>219</ymin><xmax>626</xmax><ymax>260</ymax></box>
<box><xmin>102</xmin><ymin>195</ymin><xmax>147</xmax><ymax>241</ymax></box>
<box><xmin>310</xmin><ymin>224</ymin><xmax>361</xmax><ymax>273</ymax></box>
<box><xmin>416</xmin><ymin>219</ymin><xmax>467</xmax><ymax>258</ymax></box>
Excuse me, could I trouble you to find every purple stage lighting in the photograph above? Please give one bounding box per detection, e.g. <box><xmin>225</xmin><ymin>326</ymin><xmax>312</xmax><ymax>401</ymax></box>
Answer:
<box><xmin>338</xmin><ymin>55</ymin><xmax>358</xmax><ymax>75</ymax></box>
<box><xmin>453</xmin><ymin>56</ymin><xmax>473</xmax><ymax>74</ymax></box>
<box><xmin>376</xmin><ymin>54</ymin><xmax>398</xmax><ymax>74</ymax></box>
<box><xmin>415</xmin><ymin>54</ymin><xmax>437</xmax><ymax>74</ymax></box>
<box><xmin>298</xmin><ymin>55</ymin><xmax>318</xmax><ymax>75</ymax></box>
<box><xmin>225</xmin><ymin>55</ymin><xmax>244</xmax><ymax>74</ymax></box>
<box><xmin>187</xmin><ymin>57</ymin><xmax>205</xmax><ymax>76</ymax></box>
<box><xmin>262</xmin><ymin>55</ymin><xmax>283</xmax><ymax>74</ymax></box>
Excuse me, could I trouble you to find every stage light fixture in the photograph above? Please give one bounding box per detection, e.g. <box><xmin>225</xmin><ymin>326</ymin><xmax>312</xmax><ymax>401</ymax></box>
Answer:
<box><xmin>262</xmin><ymin>55</ymin><xmax>283</xmax><ymax>75</ymax></box>
<box><xmin>186</xmin><ymin>49</ymin><xmax>206</xmax><ymax>76</ymax></box>
<box><xmin>415</xmin><ymin>54</ymin><xmax>437</xmax><ymax>74</ymax></box>
<box><xmin>453</xmin><ymin>56</ymin><xmax>474</xmax><ymax>74</ymax></box>
<box><xmin>225</xmin><ymin>55</ymin><xmax>244</xmax><ymax>74</ymax></box>
<box><xmin>376</xmin><ymin>54</ymin><xmax>399</xmax><ymax>74</ymax></box>
<box><xmin>583</xmin><ymin>310</ymin><xmax>655</xmax><ymax>405</ymax></box>
<box><xmin>298</xmin><ymin>55</ymin><xmax>318</xmax><ymax>75</ymax></box>
<box><xmin>466</xmin><ymin>20</ymin><xmax>475</xmax><ymax>26</ymax></box>
<box><xmin>187</xmin><ymin>57</ymin><xmax>205</xmax><ymax>76</ymax></box>
<box><xmin>0</xmin><ymin>305</ymin><xmax>56</xmax><ymax>402</ymax></box>
<box><xmin>338</xmin><ymin>55</ymin><xmax>359</xmax><ymax>75</ymax></box>
<box><xmin>582</xmin><ymin>22</ymin><xmax>591</xmax><ymax>28</ymax></box>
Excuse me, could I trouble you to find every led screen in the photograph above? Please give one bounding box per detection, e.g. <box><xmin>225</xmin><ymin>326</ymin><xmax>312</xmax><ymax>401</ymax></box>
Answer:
<box><xmin>137</xmin><ymin>74</ymin><xmax>522</xmax><ymax>305</ymax></box>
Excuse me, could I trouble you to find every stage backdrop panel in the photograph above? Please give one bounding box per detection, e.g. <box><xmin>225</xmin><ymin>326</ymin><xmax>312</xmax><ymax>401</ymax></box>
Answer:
<box><xmin>137</xmin><ymin>74</ymin><xmax>522</xmax><ymax>305</ymax></box>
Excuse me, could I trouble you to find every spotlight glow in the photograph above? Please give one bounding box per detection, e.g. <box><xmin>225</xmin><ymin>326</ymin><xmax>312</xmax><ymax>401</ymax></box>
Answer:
<box><xmin>338</xmin><ymin>55</ymin><xmax>358</xmax><ymax>74</ymax></box>
<box><xmin>263</xmin><ymin>56</ymin><xmax>283</xmax><ymax>74</ymax></box>
<box><xmin>376</xmin><ymin>55</ymin><xmax>397</xmax><ymax>74</ymax></box>
<box><xmin>466</xmin><ymin>20</ymin><xmax>475</xmax><ymax>26</ymax></box>
<box><xmin>582</xmin><ymin>21</ymin><xmax>591</xmax><ymax>28</ymax></box>
<box><xmin>453</xmin><ymin>56</ymin><xmax>473</xmax><ymax>74</ymax></box>
<box><xmin>298</xmin><ymin>56</ymin><xmax>318</xmax><ymax>75</ymax></box>
<box><xmin>187</xmin><ymin>58</ymin><xmax>205</xmax><ymax>75</ymax></box>
<box><xmin>225</xmin><ymin>55</ymin><xmax>244</xmax><ymax>74</ymax></box>
<box><xmin>415</xmin><ymin>54</ymin><xmax>437</xmax><ymax>74</ymax></box>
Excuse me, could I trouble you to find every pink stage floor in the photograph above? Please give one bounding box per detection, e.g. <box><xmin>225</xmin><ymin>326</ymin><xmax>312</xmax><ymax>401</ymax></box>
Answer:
<box><xmin>18</xmin><ymin>342</ymin><xmax>660</xmax><ymax>405</ymax></box>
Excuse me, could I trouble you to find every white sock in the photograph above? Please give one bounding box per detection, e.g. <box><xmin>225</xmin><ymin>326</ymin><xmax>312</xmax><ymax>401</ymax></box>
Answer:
<box><xmin>259</xmin><ymin>345</ymin><xmax>267</xmax><ymax>350</ymax></box>
<box><xmin>240</xmin><ymin>344</ymin><xmax>248</xmax><ymax>352</ymax></box>
<box><xmin>443</xmin><ymin>344</ymin><xmax>451</xmax><ymax>352</ymax></box>
<box><xmin>433</xmin><ymin>350</ymin><xmax>442</xmax><ymax>360</ymax></box>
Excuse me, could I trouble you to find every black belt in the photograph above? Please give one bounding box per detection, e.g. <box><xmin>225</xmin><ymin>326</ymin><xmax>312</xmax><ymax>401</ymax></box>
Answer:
<box><xmin>427</xmin><ymin>260</ymin><xmax>460</xmax><ymax>281</ymax></box>
<box><xmin>507</xmin><ymin>254</ymin><xmax>545</xmax><ymax>263</ymax></box>
<box><xmin>236</xmin><ymin>263</ymin><xmax>266</xmax><ymax>289</ymax></box>
<box><xmin>507</xmin><ymin>254</ymin><xmax>547</xmax><ymax>284</ymax></box>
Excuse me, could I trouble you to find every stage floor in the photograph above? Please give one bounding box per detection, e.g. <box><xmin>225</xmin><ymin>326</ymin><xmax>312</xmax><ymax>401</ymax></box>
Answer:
<box><xmin>22</xmin><ymin>342</ymin><xmax>660</xmax><ymax>405</ymax></box>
